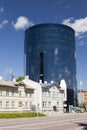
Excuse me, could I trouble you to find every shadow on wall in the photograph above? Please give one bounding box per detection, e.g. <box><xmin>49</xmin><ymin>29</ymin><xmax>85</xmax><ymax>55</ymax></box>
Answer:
<box><xmin>77</xmin><ymin>123</ymin><xmax>87</xmax><ymax>130</ymax></box>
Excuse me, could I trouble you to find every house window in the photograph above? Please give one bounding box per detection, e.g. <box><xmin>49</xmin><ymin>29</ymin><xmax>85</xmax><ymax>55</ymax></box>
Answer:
<box><xmin>48</xmin><ymin>92</ymin><xmax>51</xmax><ymax>97</ymax></box>
<box><xmin>6</xmin><ymin>90</ymin><xmax>9</xmax><ymax>96</ymax></box>
<box><xmin>11</xmin><ymin>101</ymin><xmax>15</xmax><ymax>107</ymax></box>
<box><xmin>0</xmin><ymin>101</ymin><xmax>2</xmax><ymax>108</ymax></box>
<box><xmin>52</xmin><ymin>91</ymin><xmax>55</xmax><ymax>99</ymax></box>
<box><xmin>19</xmin><ymin>101</ymin><xmax>22</xmax><ymax>107</ymax></box>
<box><xmin>25</xmin><ymin>102</ymin><xmax>28</xmax><ymax>107</ymax></box>
<box><xmin>0</xmin><ymin>90</ymin><xmax>2</xmax><ymax>96</ymax></box>
<box><xmin>30</xmin><ymin>91</ymin><xmax>34</xmax><ymax>98</ymax></box>
<box><xmin>43</xmin><ymin>101</ymin><xmax>45</xmax><ymax>107</ymax></box>
<box><xmin>44</xmin><ymin>101</ymin><xmax>47</xmax><ymax>107</ymax></box>
<box><xmin>11</xmin><ymin>90</ymin><xmax>14</xmax><ymax>96</ymax></box>
<box><xmin>57</xmin><ymin>92</ymin><xmax>58</xmax><ymax>94</ymax></box>
<box><xmin>25</xmin><ymin>92</ymin><xmax>28</xmax><ymax>97</ymax></box>
<box><xmin>19</xmin><ymin>90</ymin><xmax>22</xmax><ymax>96</ymax></box>
<box><xmin>29</xmin><ymin>93</ymin><xmax>32</xmax><ymax>98</ymax></box>
<box><xmin>43</xmin><ymin>91</ymin><xmax>47</xmax><ymax>97</ymax></box>
<box><xmin>6</xmin><ymin>101</ymin><xmax>9</xmax><ymax>107</ymax></box>
<box><xmin>48</xmin><ymin>101</ymin><xmax>51</xmax><ymax>107</ymax></box>
<box><xmin>57</xmin><ymin>92</ymin><xmax>59</xmax><ymax>95</ymax></box>
<box><xmin>64</xmin><ymin>92</ymin><xmax>65</xmax><ymax>98</ymax></box>
<box><xmin>30</xmin><ymin>102</ymin><xmax>32</xmax><ymax>107</ymax></box>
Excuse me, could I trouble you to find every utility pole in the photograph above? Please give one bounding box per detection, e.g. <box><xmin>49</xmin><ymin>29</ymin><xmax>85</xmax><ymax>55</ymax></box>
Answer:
<box><xmin>80</xmin><ymin>80</ymin><xmax>83</xmax><ymax>93</ymax></box>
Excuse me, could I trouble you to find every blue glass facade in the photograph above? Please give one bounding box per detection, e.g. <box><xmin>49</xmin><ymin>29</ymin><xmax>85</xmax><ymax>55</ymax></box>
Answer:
<box><xmin>24</xmin><ymin>23</ymin><xmax>77</xmax><ymax>106</ymax></box>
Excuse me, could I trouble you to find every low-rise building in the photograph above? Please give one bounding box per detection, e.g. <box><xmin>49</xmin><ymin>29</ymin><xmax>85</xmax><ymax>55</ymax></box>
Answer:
<box><xmin>0</xmin><ymin>76</ymin><xmax>42</xmax><ymax>112</ymax></box>
<box><xmin>78</xmin><ymin>90</ymin><xmax>87</xmax><ymax>104</ymax></box>
<box><xmin>41</xmin><ymin>80</ymin><xmax>67</xmax><ymax>114</ymax></box>
<box><xmin>0</xmin><ymin>76</ymin><xmax>67</xmax><ymax>113</ymax></box>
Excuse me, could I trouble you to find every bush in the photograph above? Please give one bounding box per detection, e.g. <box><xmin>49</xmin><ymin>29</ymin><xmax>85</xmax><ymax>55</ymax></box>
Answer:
<box><xmin>0</xmin><ymin>112</ymin><xmax>46</xmax><ymax>119</ymax></box>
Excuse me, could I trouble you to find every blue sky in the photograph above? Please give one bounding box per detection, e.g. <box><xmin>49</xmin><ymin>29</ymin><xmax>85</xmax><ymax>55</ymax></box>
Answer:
<box><xmin>0</xmin><ymin>0</ymin><xmax>87</xmax><ymax>89</ymax></box>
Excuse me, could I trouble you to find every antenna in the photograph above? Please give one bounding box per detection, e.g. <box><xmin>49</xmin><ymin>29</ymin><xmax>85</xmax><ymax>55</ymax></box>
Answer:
<box><xmin>5</xmin><ymin>67</ymin><xmax>14</xmax><ymax>81</ymax></box>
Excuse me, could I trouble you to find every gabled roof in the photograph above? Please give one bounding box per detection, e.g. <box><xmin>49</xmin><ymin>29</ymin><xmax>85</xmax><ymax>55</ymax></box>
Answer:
<box><xmin>42</xmin><ymin>82</ymin><xmax>60</xmax><ymax>91</ymax></box>
<box><xmin>0</xmin><ymin>80</ymin><xmax>16</xmax><ymax>87</ymax></box>
<box><xmin>15</xmin><ymin>78</ymin><xmax>41</xmax><ymax>89</ymax></box>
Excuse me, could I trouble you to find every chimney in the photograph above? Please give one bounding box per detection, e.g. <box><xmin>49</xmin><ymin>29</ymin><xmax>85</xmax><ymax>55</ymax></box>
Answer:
<box><xmin>13</xmin><ymin>78</ymin><xmax>16</xmax><ymax>82</ymax></box>
<box><xmin>0</xmin><ymin>76</ymin><xmax>2</xmax><ymax>80</ymax></box>
<box><xmin>51</xmin><ymin>80</ymin><xmax>54</xmax><ymax>83</ymax></box>
<box><xmin>44</xmin><ymin>81</ymin><xmax>47</xmax><ymax>84</ymax></box>
<box><xmin>39</xmin><ymin>80</ymin><xmax>42</xmax><ymax>84</ymax></box>
<box><xmin>25</xmin><ymin>75</ymin><xmax>29</xmax><ymax>80</ymax></box>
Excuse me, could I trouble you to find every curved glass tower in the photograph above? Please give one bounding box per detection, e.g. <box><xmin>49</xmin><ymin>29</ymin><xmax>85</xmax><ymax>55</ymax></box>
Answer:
<box><xmin>24</xmin><ymin>23</ymin><xmax>77</xmax><ymax>106</ymax></box>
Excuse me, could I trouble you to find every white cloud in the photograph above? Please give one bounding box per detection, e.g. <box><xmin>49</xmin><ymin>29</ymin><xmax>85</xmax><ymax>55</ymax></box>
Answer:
<box><xmin>62</xmin><ymin>17</ymin><xmax>87</xmax><ymax>37</ymax></box>
<box><xmin>12</xmin><ymin>16</ymin><xmax>34</xmax><ymax>30</ymax></box>
<box><xmin>78</xmin><ymin>34</ymin><xmax>87</xmax><ymax>39</ymax></box>
<box><xmin>79</xmin><ymin>40</ymin><xmax>86</xmax><ymax>46</ymax></box>
<box><xmin>0</xmin><ymin>6</ymin><xmax>4</xmax><ymax>13</ymax></box>
<box><xmin>0</xmin><ymin>20</ymin><xmax>8</xmax><ymax>28</ymax></box>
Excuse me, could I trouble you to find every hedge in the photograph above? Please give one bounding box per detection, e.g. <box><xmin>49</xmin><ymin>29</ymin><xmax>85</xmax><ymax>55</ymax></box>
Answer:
<box><xmin>0</xmin><ymin>112</ymin><xmax>46</xmax><ymax>119</ymax></box>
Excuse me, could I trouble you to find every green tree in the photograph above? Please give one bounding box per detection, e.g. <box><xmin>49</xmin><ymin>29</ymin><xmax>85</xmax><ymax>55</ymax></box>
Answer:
<box><xmin>16</xmin><ymin>76</ymin><xmax>24</xmax><ymax>82</ymax></box>
<box><xmin>79</xmin><ymin>103</ymin><xmax>86</xmax><ymax>109</ymax></box>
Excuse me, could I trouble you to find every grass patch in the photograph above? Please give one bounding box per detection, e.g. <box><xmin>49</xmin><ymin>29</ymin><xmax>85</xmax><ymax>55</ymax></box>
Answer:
<box><xmin>0</xmin><ymin>112</ymin><xmax>46</xmax><ymax>119</ymax></box>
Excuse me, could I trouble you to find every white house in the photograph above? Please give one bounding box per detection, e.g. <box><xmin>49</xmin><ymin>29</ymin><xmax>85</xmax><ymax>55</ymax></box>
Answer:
<box><xmin>21</xmin><ymin>76</ymin><xmax>42</xmax><ymax>112</ymax></box>
<box><xmin>0</xmin><ymin>76</ymin><xmax>67</xmax><ymax>113</ymax></box>
<box><xmin>0</xmin><ymin>76</ymin><xmax>42</xmax><ymax>112</ymax></box>
<box><xmin>41</xmin><ymin>79</ymin><xmax>67</xmax><ymax>114</ymax></box>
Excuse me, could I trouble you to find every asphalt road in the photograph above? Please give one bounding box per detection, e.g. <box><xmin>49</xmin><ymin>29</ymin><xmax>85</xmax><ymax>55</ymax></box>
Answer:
<box><xmin>0</xmin><ymin>113</ymin><xmax>87</xmax><ymax>130</ymax></box>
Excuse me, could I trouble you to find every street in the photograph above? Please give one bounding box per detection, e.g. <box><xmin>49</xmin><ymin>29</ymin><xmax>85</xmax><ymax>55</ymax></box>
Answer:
<box><xmin>0</xmin><ymin>113</ymin><xmax>87</xmax><ymax>130</ymax></box>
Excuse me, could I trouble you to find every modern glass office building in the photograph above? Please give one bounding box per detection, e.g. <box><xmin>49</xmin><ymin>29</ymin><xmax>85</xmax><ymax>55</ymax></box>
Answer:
<box><xmin>24</xmin><ymin>23</ymin><xmax>77</xmax><ymax>106</ymax></box>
